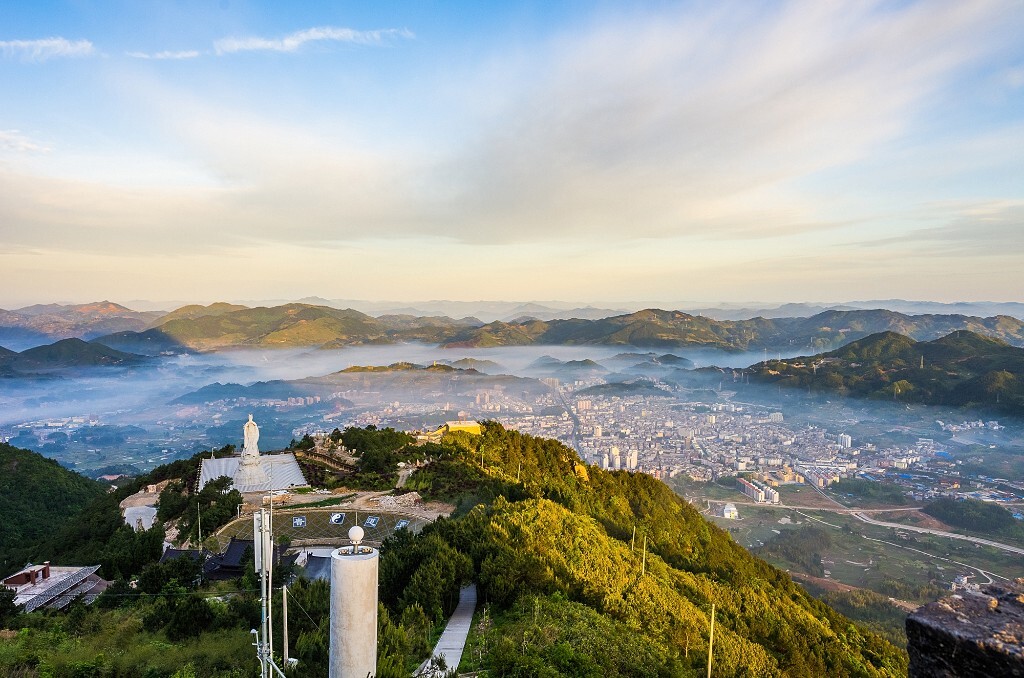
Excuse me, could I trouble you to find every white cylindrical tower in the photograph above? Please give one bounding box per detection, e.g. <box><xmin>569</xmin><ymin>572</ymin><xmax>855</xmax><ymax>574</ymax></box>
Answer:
<box><xmin>329</xmin><ymin>526</ymin><xmax>378</xmax><ymax>678</ymax></box>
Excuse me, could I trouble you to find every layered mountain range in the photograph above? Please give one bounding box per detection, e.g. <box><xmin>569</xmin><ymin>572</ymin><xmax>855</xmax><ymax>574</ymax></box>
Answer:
<box><xmin>92</xmin><ymin>303</ymin><xmax>1024</xmax><ymax>353</ymax></box>
<box><xmin>4</xmin><ymin>301</ymin><xmax>1024</xmax><ymax>358</ymax></box>
<box><xmin>0</xmin><ymin>302</ymin><xmax>163</xmax><ymax>349</ymax></box>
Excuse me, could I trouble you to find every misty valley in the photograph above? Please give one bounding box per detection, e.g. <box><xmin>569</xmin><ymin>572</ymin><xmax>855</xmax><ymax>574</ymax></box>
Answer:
<box><xmin>3</xmin><ymin>339</ymin><xmax>1023</xmax><ymax>486</ymax></box>
<box><xmin>3</xmin><ymin>323</ymin><xmax>1024</xmax><ymax>664</ymax></box>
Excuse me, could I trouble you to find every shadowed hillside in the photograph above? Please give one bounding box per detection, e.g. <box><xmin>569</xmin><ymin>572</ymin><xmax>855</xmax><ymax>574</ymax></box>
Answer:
<box><xmin>749</xmin><ymin>330</ymin><xmax>1024</xmax><ymax>415</ymax></box>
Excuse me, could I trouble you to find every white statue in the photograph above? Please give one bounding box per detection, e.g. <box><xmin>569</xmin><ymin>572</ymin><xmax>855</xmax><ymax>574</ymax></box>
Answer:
<box><xmin>243</xmin><ymin>414</ymin><xmax>260</xmax><ymax>456</ymax></box>
<box><xmin>235</xmin><ymin>414</ymin><xmax>269</xmax><ymax>488</ymax></box>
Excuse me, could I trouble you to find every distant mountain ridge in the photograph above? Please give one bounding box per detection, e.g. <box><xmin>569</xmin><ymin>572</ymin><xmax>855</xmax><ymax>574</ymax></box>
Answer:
<box><xmin>439</xmin><ymin>308</ymin><xmax>1024</xmax><ymax>352</ymax></box>
<box><xmin>77</xmin><ymin>303</ymin><xmax>1024</xmax><ymax>353</ymax></box>
<box><xmin>7</xmin><ymin>300</ymin><xmax>1024</xmax><ymax>355</ymax></box>
<box><xmin>0</xmin><ymin>338</ymin><xmax>146</xmax><ymax>376</ymax></box>
<box><xmin>0</xmin><ymin>301</ymin><xmax>165</xmax><ymax>349</ymax></box>
<box><xmin>260</xmin><ymin>296</ymin><xmax>1024</xmax><ymax>322</ymax></box>
<box><xmin>749</xmin><ymin>330</ymin><xmax>1024</xmax><ymax>415</ymax></box>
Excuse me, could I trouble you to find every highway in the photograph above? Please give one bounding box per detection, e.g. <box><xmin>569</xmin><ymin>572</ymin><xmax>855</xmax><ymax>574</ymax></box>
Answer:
<box><xmin>699</xmin><ymin>494</ymin><xmax>1024</xmax><ymax>556</ymax></box>
<box><xmin>850</xmin><ymin>511</ymin><xmax>1024</xmax><ymax>556</ymax></box>
<box><xmin>551</xmin><ymin>384</ymin><xmax>581</xmax><ymax>452</ymax></box>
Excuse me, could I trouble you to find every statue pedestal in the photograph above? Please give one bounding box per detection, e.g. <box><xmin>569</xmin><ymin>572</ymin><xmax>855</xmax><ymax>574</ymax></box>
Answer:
<box><xmin>234</xmin><ymin>454</ymin><xmax>269</xmax><ymax>487</ymax></box>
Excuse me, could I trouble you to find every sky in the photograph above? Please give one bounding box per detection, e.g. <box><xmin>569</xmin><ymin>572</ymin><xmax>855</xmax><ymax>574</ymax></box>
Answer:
<box><xmin>1</xmin><ymin>0</ymin><xmax>1023</xmax><ymax>308</ymax></box>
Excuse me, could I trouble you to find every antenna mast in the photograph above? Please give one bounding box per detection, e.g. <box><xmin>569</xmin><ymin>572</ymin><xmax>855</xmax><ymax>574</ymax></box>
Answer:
<box><xmin>256</xmin><ymin>497</ymin><xmax>286</xmax><ymax>678</ymax></box>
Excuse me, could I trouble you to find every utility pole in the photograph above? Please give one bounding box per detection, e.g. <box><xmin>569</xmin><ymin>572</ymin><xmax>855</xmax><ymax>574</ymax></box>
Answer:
<box><xmin>197</xmin><ymin>502</ymin><xmax>202</xmax><ymax>545</ymax></box>
<box><xmin>707</xmin><ymin>604</ymin><xmax>716</xmax><ymax>678</ymax></box>
<box><xmin>282</xmin><ymin>585</ymin><xmax>289</xmax><ymax>668</ymax></box>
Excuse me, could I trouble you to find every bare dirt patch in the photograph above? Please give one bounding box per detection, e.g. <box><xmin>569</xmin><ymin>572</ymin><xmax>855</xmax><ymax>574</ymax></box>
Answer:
<box><xmin>119</xmin><ymin>479</ymin><xmax>171</xmax><ymax>510</ymax></box>
<box><xmin>790</xmin><ymin>571</ymin><xmax>859</xmax><ymax>593</ymax></box>
<box><xmin>875</xmin><ymin>510</ymin><xmax>950</xmax><ymax>531</ymax></box>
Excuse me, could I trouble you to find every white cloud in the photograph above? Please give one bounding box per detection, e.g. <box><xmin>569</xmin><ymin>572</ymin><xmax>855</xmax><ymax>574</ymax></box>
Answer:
<box><xmin>861</xmin><ymin>200</ymin><xmax>1024</xmax><ymax>256</ymax></box>
<box><xmin>0</xmin><ymin>130</ymin><xmax>49</xmax><ymax>153</ymax></box>
<box><xmin>433</xmin><ymin>1</ymin><xmax>1016</xmax><ymax>244</ymax></box>
<box><xmin>1003</xmin><ymin>65</ymin><xmax>1024</xmax><ymax>89</ymax></box>
<box><xmin>214</xmin><ymin>26</ymin><xmax>413</xmax><ymax>55</ymax></box>
<box><xmin>0</xmin><ymin>37</ymin><xmax>94</xmax><ymax>62</ymax></box>
<box><xmin>1</xmin><ymin>1</ymin><xmax>1022</xmax><ymax>304</ymax></box>
<box><xmin>126</xmin><ymin>50</ymin><xmax>201</xmax><ymax>60</ymax></box>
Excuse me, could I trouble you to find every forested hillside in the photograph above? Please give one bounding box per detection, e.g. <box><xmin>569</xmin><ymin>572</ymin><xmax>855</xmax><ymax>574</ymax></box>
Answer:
<box><xmin>749</xmin><ymin>330</ymin><xmax>1024</xmax><ymax>415</ymax></box>
<box><xmin>0</xmin><ymin>427</ymin><xmax>906</xmax><ymax>676</ymax></box>
<box><xmin>0</xmin><ymin>444</ymin><xmax>106</xmax><ymax>572</ymax></box>
<box><xmin>383</xmin><ymin>424</ymin><xmax>906</xmax><ymax>676</ymax></box>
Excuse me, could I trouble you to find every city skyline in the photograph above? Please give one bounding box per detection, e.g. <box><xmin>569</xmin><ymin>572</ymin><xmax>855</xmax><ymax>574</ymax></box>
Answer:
<box><xmin>2</xmin><ymin>1</ymin><xmax>1023</xmax><ymax>306</ymax></box>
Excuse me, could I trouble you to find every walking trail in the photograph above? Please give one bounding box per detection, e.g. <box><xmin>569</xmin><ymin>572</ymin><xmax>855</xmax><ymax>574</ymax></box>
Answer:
<box><xmin>415</xmin><ymin>584</ymin><xmax>477</xmax><ymax>676</ymax></box>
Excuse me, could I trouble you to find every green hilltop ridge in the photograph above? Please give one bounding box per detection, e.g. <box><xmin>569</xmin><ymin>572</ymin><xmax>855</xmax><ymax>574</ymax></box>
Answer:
<box><xmin>17</xmin><ymin>338</ymin><xmax>143</xmax><ymax>367</ymax></box>
<box><xmin>149</xmin><ymin>303</ymin><xmax>390</xmax><ymax>350</ymax></box>
<box><xmin>0</xmin><ymin>426</ymin><xmax>906</xmax><ymax>676</ymax></box>
<box><xmin>87</xmin><ymin>302</ymin><xmax>1024</xmax><ymax>352</ymax></box>
<box><xmin>145</xmin><ymin>301</ymin><xmax>248</xmax><ymax>327</ymax></box>
<box><xmin>448</xmin><ymin>357</ymin><xmax>506</xmax><ymax>373</ymax></box>
<box><xmin>749</xmin><ymin>330</ymin><xmax>1024</xmax><ymax>415</ymax></box>
<box><xmin>0</xmin><ymin>337</ymin><xmax>146</xmax><ymax>375</ymax></box>
<box><xmin>339</xmin><ymin>362</ymin><xmax>463</xmax><ymax>373</ymax></box>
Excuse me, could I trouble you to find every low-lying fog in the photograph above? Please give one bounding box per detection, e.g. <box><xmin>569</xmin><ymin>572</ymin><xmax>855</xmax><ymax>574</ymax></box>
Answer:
<box><xmin>1</xmin><ymin>344</ymin><xmax>797</xmax><ymax>427</ymax></box>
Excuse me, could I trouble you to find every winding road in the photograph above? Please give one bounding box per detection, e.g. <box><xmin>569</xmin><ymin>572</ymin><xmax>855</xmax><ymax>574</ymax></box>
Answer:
<box><xmin>702</xmin><ymin>493</ymin><xmax>1024</xmax><ymax>556</ymax></box>
<box><xmin>850</xmin><ymin>512</ymin><xmax>1024</xmax><ymax>556</ymax></box>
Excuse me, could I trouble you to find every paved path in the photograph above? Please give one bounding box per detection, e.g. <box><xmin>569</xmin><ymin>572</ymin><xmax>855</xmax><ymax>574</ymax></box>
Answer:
<box><xmin>416</xmin><ymin>584</ymin><xmax>477</xmax><ymax>676</ymax></box>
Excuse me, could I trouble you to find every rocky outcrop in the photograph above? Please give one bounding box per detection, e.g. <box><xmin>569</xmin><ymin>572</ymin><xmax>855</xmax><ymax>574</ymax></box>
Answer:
<box><xmin>906</xmin><ymin>579</ymin><xmax>1024</xmax><ymax>677</ymax></box>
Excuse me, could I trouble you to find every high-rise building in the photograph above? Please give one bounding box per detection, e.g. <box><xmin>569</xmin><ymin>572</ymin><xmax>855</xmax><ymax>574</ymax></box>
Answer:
<box><xmin>626</xmin><ymin>449</ymin><xmax>638</xmax><ymax>471</ymax></box>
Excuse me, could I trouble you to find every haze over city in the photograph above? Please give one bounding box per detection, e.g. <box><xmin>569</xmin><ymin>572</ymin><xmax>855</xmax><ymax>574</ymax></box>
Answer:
<box><xmin>1</xmin><ymin>0</ymin><xmax>1022</xmax><ymax>307</ymax></box>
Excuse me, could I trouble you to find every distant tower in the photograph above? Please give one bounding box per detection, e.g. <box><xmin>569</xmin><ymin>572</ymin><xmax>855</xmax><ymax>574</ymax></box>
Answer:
<box><xmin>329</xmin><ymin>526</ymin><xmax>378</xmax><ymax>678</ymax></box>
<box><xmin>235</xmin><ymin>414</ymin><xmax>269</xmax><ymax>487</ymax></box>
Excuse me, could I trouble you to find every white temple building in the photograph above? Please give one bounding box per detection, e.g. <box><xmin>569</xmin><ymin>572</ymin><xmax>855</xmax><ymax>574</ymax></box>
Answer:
<box><xmin>197</xmin><ymin>415</ymin><xmax>308</xmax><ymax>494</ymax></box>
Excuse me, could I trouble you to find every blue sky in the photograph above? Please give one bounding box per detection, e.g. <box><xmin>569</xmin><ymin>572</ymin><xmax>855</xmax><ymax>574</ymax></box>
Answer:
<box><xmin>1</xmin><ymin>0</ymin><xmax>1022</xmax><ymax>307</ymax></box>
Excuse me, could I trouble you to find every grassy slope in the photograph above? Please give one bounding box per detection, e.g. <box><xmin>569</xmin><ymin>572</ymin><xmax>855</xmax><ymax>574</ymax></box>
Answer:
<box><xmin>0</xmin><ymin>427</ymin><xmax>907</xmax><ymax>676</ymax></box>
<box><xmin>398</xmin><ymin>424</ymin><xmax>907</xmax><ymax>676</ymax></box>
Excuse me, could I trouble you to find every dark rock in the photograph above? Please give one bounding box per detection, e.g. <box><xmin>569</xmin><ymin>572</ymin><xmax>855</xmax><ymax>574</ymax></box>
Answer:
<box><xmin>907</xmin><ymin>579</ymin><xmax>1024</xmax><ymax>677</ymax></box>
